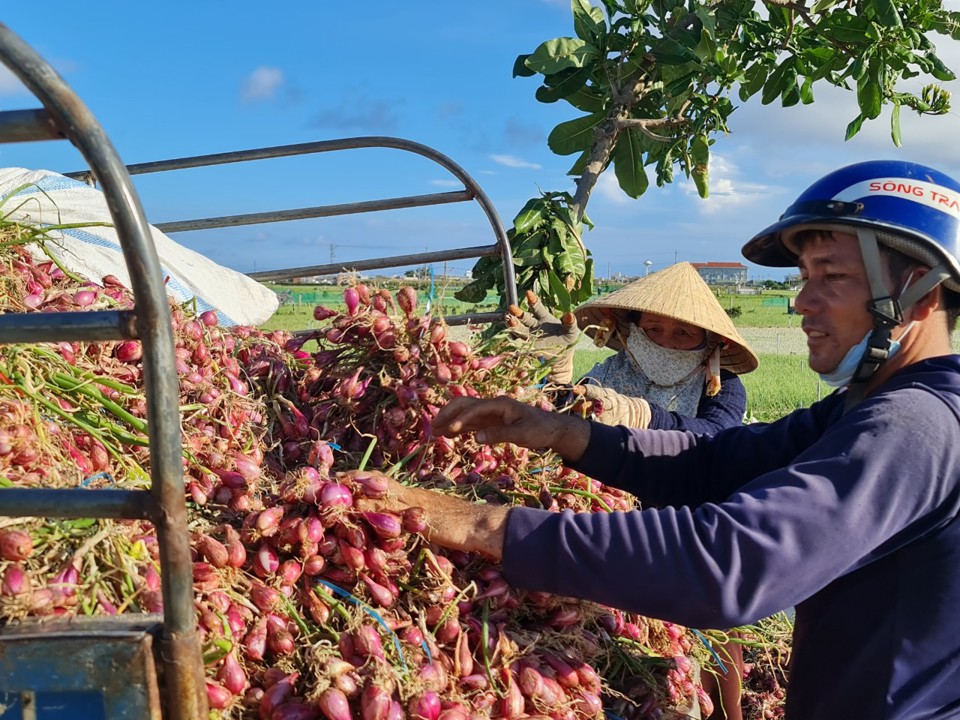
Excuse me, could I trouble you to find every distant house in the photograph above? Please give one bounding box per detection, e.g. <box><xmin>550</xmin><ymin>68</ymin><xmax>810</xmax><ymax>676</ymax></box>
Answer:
<box><xmin>690</xmin><ymin>261</ymin><xmax>748</xmax><ymax>286</ymax></box>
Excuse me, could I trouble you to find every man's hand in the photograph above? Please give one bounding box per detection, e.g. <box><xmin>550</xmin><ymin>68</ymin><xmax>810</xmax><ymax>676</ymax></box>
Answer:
<box><xmin>341</xmin><ymin>470</ymin><xmax>508</xmax><ymax>560</ymax></box>
<box><xmin>433</xmin><ymin>396</ymin><xmax>591</xmax><ymax>462</ymax></box>
<box><xmin>506</xmin><ymin>290</ymin><xmax>579</xmax><ymax>385</ymax></box>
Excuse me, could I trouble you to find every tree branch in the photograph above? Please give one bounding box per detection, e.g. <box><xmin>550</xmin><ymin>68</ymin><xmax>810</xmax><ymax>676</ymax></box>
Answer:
<box><xmin>619</xmin><ymin>115</ymin><xmax>689</xmax><ymax>142</ymax></box>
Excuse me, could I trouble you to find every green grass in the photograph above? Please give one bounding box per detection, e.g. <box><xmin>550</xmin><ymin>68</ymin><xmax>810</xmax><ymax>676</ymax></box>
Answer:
<box><xmin>714</xmin><ymin>291</ymin><xmax>800</xmax><ymax>328</ymax></box>
<box><xmin>742</xmin><ymin>354</ymin><xmax>824</xmax><ymax>423</ymax></box>
<box><xmin>573</xmin><ymin>348</ymin><xmax>615</xmax><ymax>381</ymax></box>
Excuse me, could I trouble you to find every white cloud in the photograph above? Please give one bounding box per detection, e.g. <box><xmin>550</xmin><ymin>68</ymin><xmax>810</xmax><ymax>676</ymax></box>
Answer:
<box><xmin>489</xmin><ymin>154</ymin><xmax>542</xmax><ymax>170</ymax></box>
<box><xmin>594</xmin><ymin>171</ymin><xmax>634</xmax><ymax>205</ymax></box>
<box><xmin>241</xmin><ymin>67</ymin><xmax>285</xmax><ymax>103</ymax></box>
<box><xmin>429</xmin><ymin>179</ymin><xmax>462</xmax><ymax>187</ymax></box>
<box><xmin>681</xmin><ymin>152</ymin><xmax>787</xmax><ymax>215</ymax></box>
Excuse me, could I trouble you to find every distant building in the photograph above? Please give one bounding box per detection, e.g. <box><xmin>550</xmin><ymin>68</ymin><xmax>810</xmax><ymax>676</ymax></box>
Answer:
<box><xmin>690</xmin><ymin>261</ymin><xmax>748</xmax><ymax>285</ymax></box>
<box><xmin>785</xmin><ymin>272</ymin><xmax>803</xmax><ymax>289</ymax></box>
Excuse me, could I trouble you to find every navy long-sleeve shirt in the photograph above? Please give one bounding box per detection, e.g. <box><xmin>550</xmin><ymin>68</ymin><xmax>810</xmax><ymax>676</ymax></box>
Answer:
<box><xmin>503</xmin><ymin>356</ymin><xmax>960</xmax><ymax>719</ymax></box>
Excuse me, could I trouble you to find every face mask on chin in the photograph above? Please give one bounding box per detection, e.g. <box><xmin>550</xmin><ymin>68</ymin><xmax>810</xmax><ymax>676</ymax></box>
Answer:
<box><xmin>818</xmin><ymin>323</ymin><xmax>915</xmax><ymax>388</ymax></box>
<box><xmin>625</xmin><ymin>327</ymin><xmax>711</xmax><ymax>387</ymax></box>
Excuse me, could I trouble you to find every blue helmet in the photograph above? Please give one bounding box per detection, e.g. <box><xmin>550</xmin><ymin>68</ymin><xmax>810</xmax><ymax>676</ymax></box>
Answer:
<box><xmin>743</xmin><ymin>160</ymin><xmax>960</xmax><ymax>294</ymax></box>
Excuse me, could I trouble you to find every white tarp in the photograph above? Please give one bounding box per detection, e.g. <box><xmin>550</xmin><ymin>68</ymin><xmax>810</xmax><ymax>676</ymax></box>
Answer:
<box><xmin>0</xmin><ymin>168</ymin><xmax>279</xmax><ymax>327</ymax></box>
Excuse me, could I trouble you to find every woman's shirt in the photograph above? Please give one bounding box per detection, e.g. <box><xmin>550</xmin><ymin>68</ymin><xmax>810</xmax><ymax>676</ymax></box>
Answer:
<box><xmin>582</xmin><ymin>350</ymin><xmax>746</xmax><ymax>434</ymax></box>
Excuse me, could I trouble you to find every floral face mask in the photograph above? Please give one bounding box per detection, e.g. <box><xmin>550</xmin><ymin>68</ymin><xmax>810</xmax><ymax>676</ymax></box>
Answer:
<box><xmin>624</xmin><ymin>327</ymin><xmax>711</xmax><ymax>387</ymax></box>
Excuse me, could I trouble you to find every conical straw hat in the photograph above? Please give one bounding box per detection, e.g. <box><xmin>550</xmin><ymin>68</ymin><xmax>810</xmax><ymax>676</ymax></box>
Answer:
<box><xmin>574</xmin><ymin>262</ymin><xmax>759</xmax><ymax>374</ymax></box>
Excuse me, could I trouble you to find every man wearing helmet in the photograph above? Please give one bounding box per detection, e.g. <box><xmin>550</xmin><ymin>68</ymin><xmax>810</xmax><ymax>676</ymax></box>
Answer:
<box><xmin>348</xmin><ymin>160</ymin><xmax>960</xmax><ymax>718</ymax></box>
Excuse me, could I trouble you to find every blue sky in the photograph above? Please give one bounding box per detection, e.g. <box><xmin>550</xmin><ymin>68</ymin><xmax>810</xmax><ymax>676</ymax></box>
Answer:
<box><xmin>2</xmin><ymin>2</ymin><xmax>960</xmax><ymax>283</ymax></box>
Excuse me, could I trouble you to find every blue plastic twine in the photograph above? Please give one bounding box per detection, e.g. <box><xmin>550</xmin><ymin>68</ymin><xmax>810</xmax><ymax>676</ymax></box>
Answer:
<box><xmin>314</xmin><ymin>578</ymin><xmax>430</xmax><ymax>671</ymax></box>
<box><xmin>692</xmin><ymin>628</ymin><xmax>728</xmax><ymax>673</ymax></box>
<box><xmin>79</xmin><ymin>472</ymin><xmax>115</xmax><ymax>488</ymax></box>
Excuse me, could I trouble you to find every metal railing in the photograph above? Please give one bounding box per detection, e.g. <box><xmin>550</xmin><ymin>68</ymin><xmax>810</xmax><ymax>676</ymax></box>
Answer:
<box><xmin>68</xmin><ymin>137</ymin><xmax>519</xmax><ymax>325</ymax></box>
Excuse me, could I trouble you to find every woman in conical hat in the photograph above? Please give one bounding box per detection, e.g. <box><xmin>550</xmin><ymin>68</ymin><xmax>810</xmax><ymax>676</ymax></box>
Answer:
<box><xmin>577</xmin><ymin>262</ymin><xmax>758</xmax><ymax>720</ymax></box>
<box><xmin>562</xmin><ymin>261</ymin><xmax>758</xmax><ymax>434</ymax></box>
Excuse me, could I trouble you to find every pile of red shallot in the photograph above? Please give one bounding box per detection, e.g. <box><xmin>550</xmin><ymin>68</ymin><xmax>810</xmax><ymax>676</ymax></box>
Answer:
<box><xmin>0</xmin><ymin>224</ymin><xmax>788</xmax><ymax>720</ymax></box>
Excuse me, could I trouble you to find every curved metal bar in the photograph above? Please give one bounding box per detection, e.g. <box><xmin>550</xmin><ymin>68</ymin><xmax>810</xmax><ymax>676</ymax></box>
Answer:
<box><xmin>154</xmin><ymin>190</ymin><xmax>473</xmax><ymax>233</ymax></box>
<box><xmin>69</xmin><ymin>137</ymin><xmax>519</xmax><ymax>309</ymax></box>
<box><xmin>248</xmin><ymin>244</ymin><xmax>501</xmax><ymax>283</ymax></box>
<box><xmin>0</xmin><ymin>23</ymin><xmax>206</xmax><ymax>720</ymax></box>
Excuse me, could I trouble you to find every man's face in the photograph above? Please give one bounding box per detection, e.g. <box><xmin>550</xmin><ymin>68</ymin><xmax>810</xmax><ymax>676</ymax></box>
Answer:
<box><xmin>795</xmin><ymin>231</ymin><xmax>875</xmax><ymax>374</ymax></box>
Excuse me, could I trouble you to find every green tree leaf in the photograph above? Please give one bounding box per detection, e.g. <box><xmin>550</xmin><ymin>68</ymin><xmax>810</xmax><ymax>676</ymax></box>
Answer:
<box><xmin>455</xmin><ymin>274</ymin><xmax>495</xmax><ymax>303</ymax></box>
<box><xmin>513</xmin><ymin>198</ymin><xmax>547</xmax><ymax>233</ymax></box>
<box><xmin>527</xmin><ymin>37</ymin><xmax>601</xmax><ymax>75</ymax></box>
<box><xmin>612</xmin><ymin>128</ymin><xmax>649</xmax><ymax>199</ymax></box>
<box><xmin>572</xmin><ymin>0</ymin><xmax>607</xmax><ymax>43</ymax></box>
<box><xmin>857</xmin><ymin>75</ymin><xmax>883</xmax><ymax>119</ymax></box>
<box><xmin>513</xmin><ymin>54</ymin><xmax>536</xmax><ymax>78</ymax></box>
<box><xmin>652</xmin><ymin>37</ymin><xmax>701</xmax><ymax>66</ymax></box>
<box><xmin>548</xmin><ymin>112</ymin><xmax>606</xmax><ymax>156</ymax></box>
<box><xmin>739</xmin><ymin>62</ymin><xmax>768</xmax><ymax>101</ymax></box>
<box><xmin>781</xmin><ymin>79</ymin><xmax>801</xmax><ymax>107</ymax></box>
<box><xmin>812</xmin><ymin>0</ymin><xmax>841</xmax><ymax>11</ymax></box>
<box><xmin>761</xmin><ymin>58</ymin><xmax>793</xmax><ymax>105</ymax></box>
<box><xmin>574</xmin><ymin>258</ymin><xmax>595</xmax><ymax>303</ymax></box>
<box><xmin>925</xmin><ymin>52</ymin><xmax>957</xmax><ymax>81</ymax></box>
<box><xmin>567</xmin><ymin>149</ymin><xmax>592</xmax><ymax>177</ymax></box>
<box><xmin>845</xmin><ymin>113</ymin><xmax>866</xmax><ymax>140</ymax></box>
<box><xmin>694</xmin><ymin>3</ymin><xmax>717</xmax><ymax>39</ymax></box>
<box><xmin>868</xmin><ymin>0</ymin><xmax>903</xmax><ymax>28</ymax></box>
<box><xmin>545</xmin><ymin>268</ymin><xmax>573</xmax><ymax>311</ymax></box>
<box><xmin>535</xmin><ymin>68</ymin><xmax>593</xmax><ymax>105</ymax></box>
<box><xmin>563</xmin><ymin>86</ymin><xmax>608</xmax><ymax>113</ymax></box>
<box><xmin>690</xmin><ymin>134</ymin><xmax>710</xmax><ymax>198</ymax></box>
<box><xmin>821</xmin><ymin>13</ymin><xmax>871</xmax><ymax>44</ymax></box>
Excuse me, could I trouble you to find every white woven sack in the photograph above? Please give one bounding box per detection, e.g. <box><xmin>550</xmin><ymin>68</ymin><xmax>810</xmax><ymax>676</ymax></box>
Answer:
<box><xmin>0</xmin><ymin>168</ymin><xmax>279</xmax><ymax>327</ymax></box>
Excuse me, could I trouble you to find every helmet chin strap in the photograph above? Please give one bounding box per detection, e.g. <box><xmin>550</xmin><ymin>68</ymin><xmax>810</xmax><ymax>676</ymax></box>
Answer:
<box><xmin>844</xmin><ymin>228</ymin><xmax>951</xmax><ymax>411</ymax></box>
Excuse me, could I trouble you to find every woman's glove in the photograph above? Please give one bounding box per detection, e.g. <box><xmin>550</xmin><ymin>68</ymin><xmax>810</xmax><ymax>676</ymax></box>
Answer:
<box><xmin>506</xmin><ymin>290</ymin><xmax>579</xmax><ymax>385</ymax></box>
<box><xmin>572</xmin><ymin>384</ymin><xmax>652</xmax><ymax>429</ymax></box>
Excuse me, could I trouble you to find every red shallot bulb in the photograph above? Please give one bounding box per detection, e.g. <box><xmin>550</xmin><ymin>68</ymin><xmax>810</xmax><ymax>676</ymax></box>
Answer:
<box><xmin>0</xmin><ymin>530</ymin><xmax>33</xmax><ymax>561</ymax></box>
